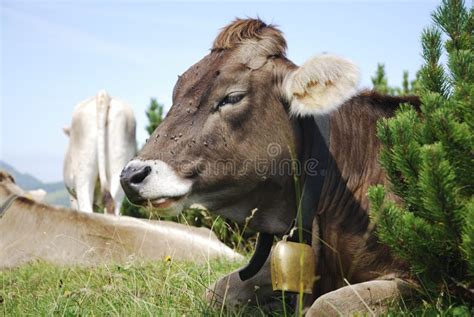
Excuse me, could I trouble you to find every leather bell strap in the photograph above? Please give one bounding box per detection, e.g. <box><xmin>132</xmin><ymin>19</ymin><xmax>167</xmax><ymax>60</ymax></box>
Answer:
<box><xmin>238</xmin><ymin>233</ymin><xmax>274</xmax><ymax>281</ymax></box>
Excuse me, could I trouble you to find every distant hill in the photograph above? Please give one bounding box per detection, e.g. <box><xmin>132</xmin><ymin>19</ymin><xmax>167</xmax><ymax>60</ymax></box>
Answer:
<box><xmin>0</xmin><ymin>160</ymin><xmax>44</xmax><ymax>190</ymax></box>
<box><xmin>0</xmin><ymin>160</ymin><xmax>70</xmax><ymax>207</ymax></box>
<box><xmin>43</xmin><ymin>188</ymin><xmax>70</xmax><ymax>207</ymax></box>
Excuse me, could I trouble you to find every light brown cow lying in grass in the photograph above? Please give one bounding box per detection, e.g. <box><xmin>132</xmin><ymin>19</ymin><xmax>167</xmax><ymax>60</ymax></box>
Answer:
<box><xmin>0</xmin><ymin>171</ymin><xmax>242</xmax><ymax>268</ymax></box>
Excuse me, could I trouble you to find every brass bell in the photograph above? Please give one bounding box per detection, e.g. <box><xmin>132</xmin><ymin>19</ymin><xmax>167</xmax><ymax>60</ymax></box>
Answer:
<box><xmin>271</xmin><ymin>239</ymin><xmax>316</xmax><ymax>294</ymax></box>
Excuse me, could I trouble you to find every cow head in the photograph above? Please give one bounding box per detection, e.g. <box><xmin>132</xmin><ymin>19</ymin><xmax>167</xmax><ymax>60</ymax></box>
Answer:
<box><xmin>121</xmin><ymin>19</ymin><xmax>359</xmax><ymax>234</ymax></box>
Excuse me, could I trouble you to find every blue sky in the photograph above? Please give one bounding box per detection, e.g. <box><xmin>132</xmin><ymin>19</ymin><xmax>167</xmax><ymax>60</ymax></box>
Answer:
<box><xmin>1</xmin><ymin>0</ymin><xmax>440</xmax><ymax>182</ymax></box>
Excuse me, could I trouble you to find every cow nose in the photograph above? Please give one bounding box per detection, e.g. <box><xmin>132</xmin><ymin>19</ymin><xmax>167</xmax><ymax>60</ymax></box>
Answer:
<box><xmin>121</xmin><ymin>165</ymin><xmax>151</xmax><ymax>184</ymax></box>
<box><xmin>120</xmin><ymin>164</ymin><xmax>152</xmax><ymax>202</ymax></box>
<box><xmin>129</xmin><ymin>165</ymin><xmax>151</xmax><ymax>184</ymax></box>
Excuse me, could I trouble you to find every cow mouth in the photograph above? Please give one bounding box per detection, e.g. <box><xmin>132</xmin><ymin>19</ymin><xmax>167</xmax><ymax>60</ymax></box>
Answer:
<box><xmin>147</xmin><ymin>196</ymin><xmax>185</xmax><ymax>209</ymax></box>
<box><xmin>126</xmin><ymin>195</ymin><xmax>187</xmax><ymax>216</ymax></box>
<box><xmin>125</xmin><ymin>191</ymin><xmax>189</xmax><ymax>217</ymax></box>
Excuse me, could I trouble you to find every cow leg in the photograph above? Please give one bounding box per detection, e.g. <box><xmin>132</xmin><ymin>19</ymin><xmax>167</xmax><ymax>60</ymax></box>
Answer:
<box><xmin>109</xmin><ymin>173</ymin><xmax>124</xmax><ymax>216</ymax></box>
<box><xmin>102</xmin><ymin>190</ymin><xmax>116</xmax><ymax>215</ymax></box>
<box><xmin>205</xmin><ymin>255</ymin><xmax>286</xmax><ymax>312</ymax></box>
<box><xmin>107</xmin><ymin>104</ymin><xmax>137</xmax><ymax>216</ymax></box>
<box><xmin>69</xmin><ymin>195</ymin><xmax>78</xmax><ymax>210</ymax></box>
<box><xmin>75</xmin><ymin>176</ymin><xmax>96</xmax><ymax>213</ymax></box>
<box><xmin>305</xmin><ymin>278</ymin><xmax>416</xmax><ymax>317</ymax></box>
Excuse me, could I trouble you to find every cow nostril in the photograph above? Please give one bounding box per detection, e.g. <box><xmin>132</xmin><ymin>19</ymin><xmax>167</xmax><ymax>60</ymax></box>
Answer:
<box><xmin>130</xmin><ymin>166</ymin><xmax>152</xmax><ymax>184</ymax></box>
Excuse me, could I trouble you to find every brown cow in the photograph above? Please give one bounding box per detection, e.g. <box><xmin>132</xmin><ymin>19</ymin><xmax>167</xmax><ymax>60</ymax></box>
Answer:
<box><xmin>120</xmin><ymin>19</ymin><xmax>418</xmax><ymax>315</ymax></box>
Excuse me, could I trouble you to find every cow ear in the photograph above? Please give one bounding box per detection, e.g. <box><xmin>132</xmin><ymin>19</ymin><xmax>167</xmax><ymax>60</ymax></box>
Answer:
<box><xmin>63</xmin><ymin>126</ymin><xmax>71</xmax><ymax>137</ymax></box>
<box><xmin>283</xmin><ymin>54</ymin><xmax>360</xmax><ymax>117</ymax></box>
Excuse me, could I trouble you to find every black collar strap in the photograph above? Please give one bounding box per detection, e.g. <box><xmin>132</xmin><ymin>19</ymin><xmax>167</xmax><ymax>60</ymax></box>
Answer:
<box><xmin>238</xmin><ymin>232</ymin><xmax>274</xmax><ymax>281</ymax></box>
<box><xmin>239</xmin><ymin>115</ymin><xmax>330</xmax><ymax>281</ymax></box>
<box><xmin>0</xmin><ymin>194</ymin><xmax>19</xmax><ymax>219</ymax></box>
<box><xmin>290</xmin><ymin>115</ymin><xmax>330</xmax><ymax>244</ymax></box>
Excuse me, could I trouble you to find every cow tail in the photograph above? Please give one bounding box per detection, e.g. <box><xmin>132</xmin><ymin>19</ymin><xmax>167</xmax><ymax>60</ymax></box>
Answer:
<box><xmin>96</xmin><ymin>89</ymin><xmax>110</xmax><ymax>193</ymax></box>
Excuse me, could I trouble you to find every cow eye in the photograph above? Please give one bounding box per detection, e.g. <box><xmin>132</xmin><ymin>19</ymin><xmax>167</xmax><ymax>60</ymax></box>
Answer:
<box><xmin>217</xmin><ymin>92</ymin><xmax>245</xmax><ymax>108</ymax></box>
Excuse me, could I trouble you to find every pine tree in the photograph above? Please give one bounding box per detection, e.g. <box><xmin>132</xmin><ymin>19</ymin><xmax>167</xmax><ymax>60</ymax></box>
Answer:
<box><xmin>371</xmin><ymin>64</ymin><xmax>419</xmax><ymax>95</ymax></box>
<box><xmin>371</xmin><ymin>63</ymin><xmax>392</xmax><ymax>94</ymax></box>
<box><xmin>401</xmin><ymin>70</ymin><xmax>410</xmax><ymax>95</ymax></box>
<box><xmin>145</xmin><ymin>98</ymin><xmax>164</xmax><ymax>136</ymax></box>
<box><xmin>369</xmin><ymin>0</ymin><xmax>473</xmax><ymax>305</ymax></box>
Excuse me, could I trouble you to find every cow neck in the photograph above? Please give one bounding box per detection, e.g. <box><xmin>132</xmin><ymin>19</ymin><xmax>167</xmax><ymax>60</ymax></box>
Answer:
<box><xmin>238</xmin><ymin>115</ymin><xmax>331</xmax><ymax>281</ymax></box>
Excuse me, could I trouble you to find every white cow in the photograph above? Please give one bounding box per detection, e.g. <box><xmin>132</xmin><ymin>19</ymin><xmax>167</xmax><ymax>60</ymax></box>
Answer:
<box><xmin>64</xmin><ymin>89</ymin><xmax>136</xmax><ymax>215</ymax></box>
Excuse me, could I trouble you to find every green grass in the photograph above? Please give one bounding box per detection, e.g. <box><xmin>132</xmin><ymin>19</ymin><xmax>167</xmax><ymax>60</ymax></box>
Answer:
<box><xmin>386</xmin><ymin>297</ymin><xmax>472</xmax><ymax>317</ymax></box>
<box><xmin>0</xmin><ymin>259</ymin><xmax>275</xmax><ymax>316</ymax></box>
<box><xmin>387</xmin><ymin>305</ymin><xmax>472</xmax><ymax>317</ymax></box>
<box><xmin>2</xmin><ymin>259</ymin><xmax>470</xmax><ymax>316</ymax></box>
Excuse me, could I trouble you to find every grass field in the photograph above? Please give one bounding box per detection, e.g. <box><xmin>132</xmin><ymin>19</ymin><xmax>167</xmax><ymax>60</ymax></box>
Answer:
<box><xmin>0</xmin><ymin>258</ymin><xmax>282</xmax><ymax>316</ymax></box>
<box><xmin>2</xmin><ymin>259</ymin><xmax>471</xmax><ymax>316</ymax></box>
<box><xmin>1</xmin><ymin>259</ymin><xmax>240</xmax><ymax>316</ymax></box>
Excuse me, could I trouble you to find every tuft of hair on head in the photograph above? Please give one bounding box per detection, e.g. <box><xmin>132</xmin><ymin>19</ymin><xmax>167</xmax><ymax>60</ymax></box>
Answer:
<box><xmin>0</xmin><ymin>171</ymin><xmax>15</xmax><ymax>184</ymax></box>
<box><xmin>212</xmin><ymin>18</ymin><xmax>287</xmax><ymax>56</ymax></box>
